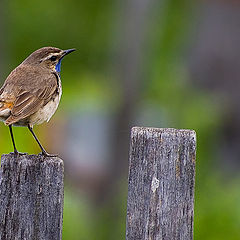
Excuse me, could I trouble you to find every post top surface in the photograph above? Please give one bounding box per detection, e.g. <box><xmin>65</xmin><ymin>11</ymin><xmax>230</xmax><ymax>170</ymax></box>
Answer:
<box><xmin>1</xmin><ymin>153</ymin><xmax>63</xmax><ymax>166</ymax></box>
<box><xmin>131</xmin><ymin>126</ymin><xmax>196</xmax><ymax>138</ymax></box>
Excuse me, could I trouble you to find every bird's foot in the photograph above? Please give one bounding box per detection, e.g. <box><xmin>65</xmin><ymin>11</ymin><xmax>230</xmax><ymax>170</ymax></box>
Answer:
<box><xmin>11</xmin><ymin>150</ymin><xmax>27</xmax><ymax>156</ymax></box>
<box><xmin>39</xmin><ymin>151</ymin><xmax>58</xmax><ymax>158</ymax></box>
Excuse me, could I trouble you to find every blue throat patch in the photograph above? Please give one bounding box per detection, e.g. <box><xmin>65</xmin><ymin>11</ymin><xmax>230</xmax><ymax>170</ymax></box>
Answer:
<box><xmin>55</xmin><ymin>59</ymin><xmax>63</xmax><ymax>73</ymax></box>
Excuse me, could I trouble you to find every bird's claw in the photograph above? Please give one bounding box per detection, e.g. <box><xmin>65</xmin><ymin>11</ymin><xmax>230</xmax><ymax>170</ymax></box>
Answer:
<box><xmin>11</xmin><ymin>150</ymin><xmax>28</xmax><ymax>156</ymax></box>
<box><xmin>39</xmin><ymin>151</ymin><xmax>58</xmax><ymax>158</ymax></box>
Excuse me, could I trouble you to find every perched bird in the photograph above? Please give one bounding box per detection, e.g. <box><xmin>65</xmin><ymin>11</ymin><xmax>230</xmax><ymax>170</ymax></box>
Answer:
<box><xmin>0</xmin><ymin>47</ymin><xmax>75</xmax><ymax>156</ymax></box>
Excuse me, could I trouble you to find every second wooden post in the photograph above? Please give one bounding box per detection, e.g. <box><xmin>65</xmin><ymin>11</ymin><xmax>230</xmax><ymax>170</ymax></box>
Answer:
<box><xmin>126</xmin><ymin>127</ymin><xmax>196</xmax><ymax>240</ymax></box>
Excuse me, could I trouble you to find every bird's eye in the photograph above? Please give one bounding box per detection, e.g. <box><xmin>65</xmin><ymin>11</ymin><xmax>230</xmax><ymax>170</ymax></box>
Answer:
<box><xmin>50</xmin><ymin>56</ymin><xmax>57</xmax><ymax>61</ymax></box>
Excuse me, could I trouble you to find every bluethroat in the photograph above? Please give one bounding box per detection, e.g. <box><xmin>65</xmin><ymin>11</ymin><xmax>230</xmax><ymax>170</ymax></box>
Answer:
<box><xmin>0</xmin><ymin>47</ymin><xmax>75</xmax><ymax>156</ymax></box>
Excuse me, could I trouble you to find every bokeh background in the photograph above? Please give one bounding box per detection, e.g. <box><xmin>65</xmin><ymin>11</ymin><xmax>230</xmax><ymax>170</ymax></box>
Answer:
<box><xmin>1</xmin><ymin>0</ymin><xmax>240</xmax><ymax>239</ymax></box>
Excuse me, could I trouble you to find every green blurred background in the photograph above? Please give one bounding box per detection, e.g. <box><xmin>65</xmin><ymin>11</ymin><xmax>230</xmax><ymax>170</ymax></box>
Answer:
<box><xmin>1</xmin><ymin>0</ymin><xmax>240</xmax><ymax>239</ymax></box>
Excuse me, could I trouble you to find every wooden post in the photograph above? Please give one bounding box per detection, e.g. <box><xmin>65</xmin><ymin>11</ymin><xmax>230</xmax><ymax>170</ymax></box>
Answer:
<box><xmin>0</xmin><ymin>154</ymin><xmax>64</xmax><ymax>240</ymax></box>
<box><xmin>126</xmin><ymin>127</ymin><xmax>196</xmax><ymax>240</ymax></box>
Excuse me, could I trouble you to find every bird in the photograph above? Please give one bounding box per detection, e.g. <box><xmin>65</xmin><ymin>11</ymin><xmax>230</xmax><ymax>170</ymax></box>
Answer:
<box><xmin>0</xmin><ymin>47</ymin><xmax>75</xmax><ymax>157</ymax></box>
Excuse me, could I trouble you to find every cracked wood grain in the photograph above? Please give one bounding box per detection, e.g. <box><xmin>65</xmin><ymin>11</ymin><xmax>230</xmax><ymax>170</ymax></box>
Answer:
<box><xmin>0</xmin><ymin>154</ymin><xmax>64</xmax><ymax>240</ymax></box>
<box><xmin>126</xmin><ymin>127</ymin><xmax>196</xmax><ymax>240</ymax></box>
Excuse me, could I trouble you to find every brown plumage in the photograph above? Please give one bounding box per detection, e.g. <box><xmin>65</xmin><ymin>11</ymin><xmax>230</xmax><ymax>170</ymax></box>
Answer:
<box><xmin>0</xmin><ymin>47</ymin><xmax>75</xmax><ymax>156</ymax></box>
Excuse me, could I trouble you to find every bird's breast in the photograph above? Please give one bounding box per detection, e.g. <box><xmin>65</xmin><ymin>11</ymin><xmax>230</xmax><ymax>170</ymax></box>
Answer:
<box><xmin>29</xmin><ymin>85</ymin><xmax>62</xmax><ymax>126</ymax></box>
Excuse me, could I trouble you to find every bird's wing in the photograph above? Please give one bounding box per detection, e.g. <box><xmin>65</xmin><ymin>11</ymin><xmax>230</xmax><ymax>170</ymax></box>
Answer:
<box><xmin>3</xmin><ymin>64</ymin><xmax>58</xmax><ymax>125</ymax></box>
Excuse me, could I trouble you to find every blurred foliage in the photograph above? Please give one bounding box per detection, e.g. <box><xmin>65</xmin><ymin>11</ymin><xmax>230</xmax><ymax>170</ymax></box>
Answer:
<box><xmin>0</xmin><ymin>0</ymin><xmax>239</xmax><ymax>239</ymax></box>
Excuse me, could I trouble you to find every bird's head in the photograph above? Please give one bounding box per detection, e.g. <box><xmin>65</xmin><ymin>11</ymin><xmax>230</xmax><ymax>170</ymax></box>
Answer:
<box><xmin>22</xmin><ymin>47</ymin><xmax>75</xmax><ymax>73</ymax></box>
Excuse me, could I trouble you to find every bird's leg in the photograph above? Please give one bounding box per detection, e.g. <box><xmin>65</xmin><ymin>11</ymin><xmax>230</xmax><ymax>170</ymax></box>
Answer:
<box><xmin>27</xmin><ymin>124</ymin><xmax>57</xmax><ymax>157</ymax></box>
<box><xmin>9</xmin><ymin>125</ymin><xmax>17</xmax><ymax>154</ymax></box>
<box><xmin>9</xmin><ymin>125</ymin><xmax>26</xmax><ymax>155</ymax></box>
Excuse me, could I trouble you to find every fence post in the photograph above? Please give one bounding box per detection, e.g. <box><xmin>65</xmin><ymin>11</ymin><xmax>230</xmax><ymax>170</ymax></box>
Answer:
<box><xmin>126</xmin><ymin>127</ymin><xmax>196</xmax><ymax>240</ymax></box>
<box><xmin>0</xmin><ymin>154</ymin><xmax>64</xmax><ymax>240</ymax></box>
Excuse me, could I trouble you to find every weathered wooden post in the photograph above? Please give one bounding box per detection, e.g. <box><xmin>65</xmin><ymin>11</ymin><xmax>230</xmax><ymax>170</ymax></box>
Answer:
<box><xmin>0</xmin><ymin>154</ymin><xmax>64</xmax><ymax>240</ymax></box>
<box><xmin>126</xmin><ymin>127</ymin><xmax>196</xmax><ymax>240</ymax></box>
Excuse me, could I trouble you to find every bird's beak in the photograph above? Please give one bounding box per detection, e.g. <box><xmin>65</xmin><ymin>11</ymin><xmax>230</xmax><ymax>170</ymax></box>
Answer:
<box><xmin>62</xmin><ymin>49</ymin><xmax>76</xmax><ymax>57</ymax></box>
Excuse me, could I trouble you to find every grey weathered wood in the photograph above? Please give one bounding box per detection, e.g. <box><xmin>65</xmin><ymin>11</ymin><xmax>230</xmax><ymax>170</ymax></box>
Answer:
<box><xmin>0</xmin><ymin>154</ymin><xmax>64</xmax><ymax>240</ymax></box>
<box><xmin>126</xmin><ymin>127</ymin><xmax>196</xmax><ymax>240</ymax></box>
